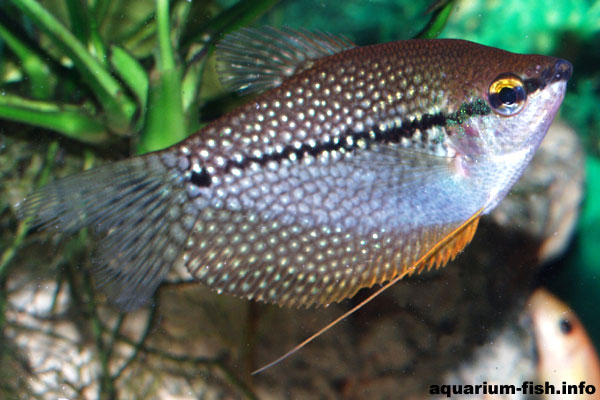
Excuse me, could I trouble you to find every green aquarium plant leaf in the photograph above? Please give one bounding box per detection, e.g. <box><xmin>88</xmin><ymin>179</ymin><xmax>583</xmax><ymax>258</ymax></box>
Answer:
<box><xmin>180</xmin><ymin>0</ymin><xmax>280</xmax><ymax>52</ymax></box>
<box><xmin>108</xmin><ymin>12</ymin><xmax>157</xmax><ymax>59</ymax></box>
<box><xmin>65</xmin><ymin>0</ymin><xmax>109</xmax><ymax>62</ymax></box>
<box><xmin>9</xmin><ymin>0</ymin><xmax>136</xmax><ymax>134</ymax></box>
<box><xmin>64</xmin><ymin>0</ymin><xmax>90</xmax><ymax>43</ymax></box>
<box><xmin>0</xmin><ymin>18</ymin><xmax>53</xmax><ymax>99</ymax></box>
<box><xmin>77</xmin><ymin>0</ymin><xmax>108</xmax><ymax>64</ymax></box>
<box><xmin>109</xmin><ymin>44</ymin><xmax>149</xmax><ymax>120</ymax></box>
<box><xmin>415</xmin><ymin>0</ymin><xmax>454</xmax><ymax>39</ymax></box>
<box><xmin>181</xmin><ymin>48</ymin><xmax>209</xmax><ymax>130</ymax></box>
<box><xmin>0</xmin><ymin>94</ymin><xmax>108</xmax><ymax>143</ymax></box>
<box><xmin>90</xmin><ymin>0</ymin><xmax>111</xmax><ymax>25</ymax></box>
<box><xmin>170</xmin><ymin>0</ymin><xmax>193</xmax><ymax>47</ymax></box>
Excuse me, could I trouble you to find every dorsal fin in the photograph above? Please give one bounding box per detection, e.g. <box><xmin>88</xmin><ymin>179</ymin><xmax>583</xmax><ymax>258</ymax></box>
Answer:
<box><xmin>216</xmin><ymin>26</ymin><xmax>356</xmax><ymax>94</ymax></box>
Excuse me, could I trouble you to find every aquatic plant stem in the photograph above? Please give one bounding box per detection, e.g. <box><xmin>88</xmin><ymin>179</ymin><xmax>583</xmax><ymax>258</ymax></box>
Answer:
<box><xmin>0</xmin><ymin>221</ymin><xmax>28</xmax><ymax>282</ymax></box>
<box><xmin>0</xmin><ymin>141</ymin><xmax>59</xmax><ymax>280</ymax></box>
<box><xmin>156</xmin><ymin>0</ymin><xmax>176</xmax><ymax>72</ymax></box>
<box><xmin>136</xmin><ymin>0</ymin><xmax>186</xmax><ymax>154</ymax></box>
<box><xmin>111</xmin><ymin>306</ymin><xmax>156</xmax><ymax>379</ymax></box>
<box><xmin>83</xmin><ymin>271</ymin><xmax>116</xmax><ymax>399</ymax></box>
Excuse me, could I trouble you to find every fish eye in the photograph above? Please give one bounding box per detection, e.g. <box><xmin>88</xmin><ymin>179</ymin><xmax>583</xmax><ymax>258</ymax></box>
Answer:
<box><xmin>488</xmin><ymin>74</ymin><xmax>527</xmax><ymax>116</ymax></box>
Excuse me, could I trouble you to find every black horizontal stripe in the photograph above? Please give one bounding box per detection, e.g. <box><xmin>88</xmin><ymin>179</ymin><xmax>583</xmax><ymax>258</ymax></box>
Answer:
<box><xmin>190</xmin><ymin>169</ymin><xmax>212</xmax><ymax>187</ymax></box>
<box><xmin>191</xmin><ymin>99</ymin><xmax>490</xmax><ymax>187</ymax></box>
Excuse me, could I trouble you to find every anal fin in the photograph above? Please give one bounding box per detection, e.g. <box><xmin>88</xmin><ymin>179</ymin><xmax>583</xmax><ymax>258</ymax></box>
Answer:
<box><xmin>416</xmin><ymin>210</ymin><xmax>481</xmax><ymax>274</ymax></box>
<box><xmin>252</xmin><ymin>208</ymin><xmax>484</xmax><ymax>375</ymax></box>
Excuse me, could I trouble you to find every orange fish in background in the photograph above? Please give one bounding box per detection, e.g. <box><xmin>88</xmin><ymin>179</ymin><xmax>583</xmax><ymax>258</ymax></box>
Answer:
<box><xmin>17</xmin><ymin>27</ymin><xmax>572</xmax><ymax>312</ymax></box>
<box><xmin>529</xmin><ymin>288</ymin><xmax>600</xmax><ymax>399</ymax></box>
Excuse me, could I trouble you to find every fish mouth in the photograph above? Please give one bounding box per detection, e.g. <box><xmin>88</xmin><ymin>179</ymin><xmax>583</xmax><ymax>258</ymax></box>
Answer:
<box><xmin>524</xmin><ymin>59</ymin><xmax>573</xmax><ymax>94</ymax></box>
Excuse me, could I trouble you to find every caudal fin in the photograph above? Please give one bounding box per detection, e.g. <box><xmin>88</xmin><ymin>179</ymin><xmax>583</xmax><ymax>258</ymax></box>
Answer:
<box><xmin>17</xmin><ymin>153</ymin><xmax>194</xmax><ymax>310</ymax></box>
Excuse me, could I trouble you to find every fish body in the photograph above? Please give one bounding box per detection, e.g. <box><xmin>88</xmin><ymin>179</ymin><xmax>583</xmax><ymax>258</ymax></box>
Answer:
<box><xmin>18</xmin><ymin>28</ymin><xmax>572</xmax><ymax>310</ymax></box>
<box><xmin>528</xmin><ymin>289</ymin><xmax>600</xmax><ymax>399</ymax></box>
